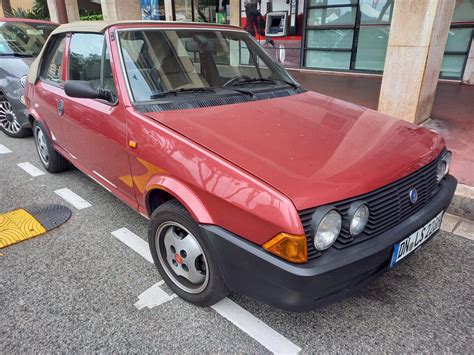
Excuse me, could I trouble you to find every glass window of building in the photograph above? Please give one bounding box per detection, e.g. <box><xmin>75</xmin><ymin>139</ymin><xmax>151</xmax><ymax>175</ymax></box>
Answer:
<box><xmin>440</xmin><ymin>1</ymin><xmax>474</xmax><ymax>79</ymax></box>
<box><xmin>302</xmin><ymin>0</ymin><xmax>473</xmax><ymax>80</ymax></box>
<box><xmin>172</xmin><ymin>0</ymin><xmax>230</xmax><ymax>23</ymax></box>
<box><xmin>303</xmin><ymin>0</ymin><xmax>358</xmax><ymax>70</ymax></box>
<box><xmin>303</xmin><ymin>0</ymin><xmax>393</xmax><ymax>71</ymax></box>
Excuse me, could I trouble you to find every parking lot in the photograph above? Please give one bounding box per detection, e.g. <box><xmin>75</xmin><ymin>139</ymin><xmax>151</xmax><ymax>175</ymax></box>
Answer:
<box><xmin>1</xmin><ymin>133</ymin><xmax>473</xmax><ymax>353</ymax></box>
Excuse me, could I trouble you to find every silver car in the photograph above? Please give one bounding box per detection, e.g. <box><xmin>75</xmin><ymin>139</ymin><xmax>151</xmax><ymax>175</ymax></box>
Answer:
<box><xmin>0</xmin><ymin>19</ymin><xmax>57</xmax><ymax>137</ymax></box>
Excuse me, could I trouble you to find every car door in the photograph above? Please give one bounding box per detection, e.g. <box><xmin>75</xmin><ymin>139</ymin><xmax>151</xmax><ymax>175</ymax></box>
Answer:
<box><xmin>60</xmin><ymin>32</ymin><xmax>137</xmax><ymax>207</ymax></box>
<box><xmin>34</xmin><ymin>34</ymin><xmax>67</xmax><ymax>145</ymax></box>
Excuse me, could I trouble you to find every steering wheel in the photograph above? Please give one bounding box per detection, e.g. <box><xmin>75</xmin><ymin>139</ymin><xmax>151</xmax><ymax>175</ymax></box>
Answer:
<box><xmin>222</xmin><ymin>75</ymin><xmax>251</xmax><ymax>87</ymax></box>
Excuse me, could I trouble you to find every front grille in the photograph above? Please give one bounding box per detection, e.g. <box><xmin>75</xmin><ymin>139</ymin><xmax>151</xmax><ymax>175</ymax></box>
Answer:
<box><xmin>299</xmin><ymin>151</ymin><xmax>444</xmax><ymax>260</ymax></box>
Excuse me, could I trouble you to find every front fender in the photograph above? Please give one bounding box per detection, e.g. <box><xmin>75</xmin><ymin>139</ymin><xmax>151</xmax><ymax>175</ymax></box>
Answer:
<box><xmin>145</xmin><ymin>175</ymin><xmax>214</xmax><ymax>224</ymax></box>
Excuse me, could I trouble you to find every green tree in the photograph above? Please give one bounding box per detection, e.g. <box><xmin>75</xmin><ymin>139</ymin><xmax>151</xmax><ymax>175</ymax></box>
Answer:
<box><xmin>32</xmin><ymin>0</ymin><xmax>50</xmax><ymax>20</ymax></box>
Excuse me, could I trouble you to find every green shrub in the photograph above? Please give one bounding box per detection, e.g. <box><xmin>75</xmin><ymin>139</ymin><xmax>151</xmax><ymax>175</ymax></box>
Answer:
<box><xmin>80</xmin><ymin>14</ymin><xmax>104</xmax><ymax>21</ymax></box>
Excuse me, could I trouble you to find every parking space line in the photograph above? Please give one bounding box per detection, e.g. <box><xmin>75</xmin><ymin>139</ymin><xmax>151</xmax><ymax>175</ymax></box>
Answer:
<box><xmin>111</xmin><ymin>227</ymin><xmax>153</xmax><ymax>263</ymax></box>
<box><xmin>112</xmin><ymin>227</ymin><xmax>302</xmax><ymax>354</ymax></box>
<box><xmin>17</xmin><ymin>162</ymin><xmax>45</xmax><ymax>177</ymax></box>
<box><xmin>134</xmin><ymin>281</ymin><xmax>177</xmax><ymax>310</ymax></box>
<box><xmin>212</xmin><ymin>298</ymin><xmax>301</xmax><ymax>354</ymax></box>
<box><xmin>0</xmin><ymin>144</ymin><xmax>12</xmax><ymax>154</ymax></box>
<box><xmin>54</xmin><ymin>188</ymin><xmax>92</xmax><ymax>210</ymax></box>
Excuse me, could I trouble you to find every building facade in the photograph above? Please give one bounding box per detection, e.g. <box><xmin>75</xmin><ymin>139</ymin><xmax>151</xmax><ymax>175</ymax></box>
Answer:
<box><xmin>135</xmin><ymin>0</ymin><xmax>474</xmax><ymax>82</ymax></box>
<box><xmin>37</xmin><ymin>0</ymin><xmax>473</xmax><ymax>84</ymax></box>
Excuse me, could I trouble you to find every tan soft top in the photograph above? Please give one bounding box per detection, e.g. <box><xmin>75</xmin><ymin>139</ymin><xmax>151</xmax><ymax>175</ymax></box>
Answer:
<box><xmin>27</xmin><ymin>20</ymin><xmax>243</xmax><ymax>83</ymax></box>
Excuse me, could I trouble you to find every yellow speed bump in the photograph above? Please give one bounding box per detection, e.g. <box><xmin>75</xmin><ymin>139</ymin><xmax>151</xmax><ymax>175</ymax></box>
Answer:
<box><xmin>0</xmin><ymin>204</ymin><xmax>71</xmax><ymax>248</ymax></box>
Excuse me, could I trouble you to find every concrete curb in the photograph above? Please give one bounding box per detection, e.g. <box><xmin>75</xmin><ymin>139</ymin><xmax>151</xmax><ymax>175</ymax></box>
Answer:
<box><xmin>448</xmin><ymin>183</ymin><xmax>474</xmax><ymax>220</ymax></box>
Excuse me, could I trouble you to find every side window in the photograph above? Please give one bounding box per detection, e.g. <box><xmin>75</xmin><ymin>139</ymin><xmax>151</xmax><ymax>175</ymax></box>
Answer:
<box><xmin>40</xmin><ymin>36</ymin><xmax>66</xmax><ymax>85</ymax></box>
<box><xmin>69</xmin><ymin>33</ymin><xmax>117</xmax><ymax>102</ymax></box>
<box><xmin>69</xmin><ymin>33</ymin><xmax>103</xmax><ymax>89</ymax></box>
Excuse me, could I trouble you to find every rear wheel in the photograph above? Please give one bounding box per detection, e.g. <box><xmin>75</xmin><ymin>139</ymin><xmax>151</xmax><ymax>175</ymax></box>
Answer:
<box><xmin>0</xmin><ymin>96</ymin><xmax>31</xmax><ymax>138</ymax></box>
<box><xmin>148</xmin><ymin>199</ymin><xmax>229</xmax><ymax>306</ymax></box>
<box><xmin>33</xmin><ymin>121</ymin><xmax>69</xmax><ymax>173</ymax></box>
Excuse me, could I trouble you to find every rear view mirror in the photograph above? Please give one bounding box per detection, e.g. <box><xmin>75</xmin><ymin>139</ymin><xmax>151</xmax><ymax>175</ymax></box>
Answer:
<box><xmin>65</xmin><ymin>80</ymin><xmax>112</xmax><ymax>101</ymax></box>
<box><xmin>185</xmin><ymin>38</ymin><xmax>215</xmax><ymax>53</ymax></box>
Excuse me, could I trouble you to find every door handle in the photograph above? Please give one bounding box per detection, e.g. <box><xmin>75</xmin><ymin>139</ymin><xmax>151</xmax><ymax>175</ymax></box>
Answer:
<box><xmin>57</xmin><ymin>99</ymin><xmax>64</xmax><ymax>116</ymax></box>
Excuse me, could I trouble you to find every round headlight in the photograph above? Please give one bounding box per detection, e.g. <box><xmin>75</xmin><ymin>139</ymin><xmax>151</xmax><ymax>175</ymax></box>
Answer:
<box><xmin>312</xmin><ymin>209</ymin><xmax>342</xmax><ymax>251</ymax></box>
<box><xmin>349</xmin><ymin>203</ymin><xmax>369</xmax><ymax>236</ymax></box>
<box><xmin>20</xmin><ymin>75</ymin><xmax>27</xmax><ymax>88</ymax></box>
<box><xmin>436</xmin><ymin>151</ymin><xmax>452</xmax><ymax>183</ymax></box>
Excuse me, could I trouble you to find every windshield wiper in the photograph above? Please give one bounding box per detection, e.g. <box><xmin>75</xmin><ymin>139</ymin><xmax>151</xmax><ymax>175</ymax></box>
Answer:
<box><xmin>274</xmin><ymin>78</ymin><xmax>300</xmax><ymax>90</ymax></box>
<box><xmin>150</xmin><ymin>87</ymin><xmax>216</xmax><ymax>99</ymax></box>
<box><xmin>223</xmin><ymin>87</ymin><xmax>256</xmax><ymax>99</ymax></box>
<box><xmin>230</xmin><ymin>77</ymin><xmax>300</xmax><ymax>90</ymax></box>
<box><xmin>0</xmin><ymin>52</ymin><xmax>36</xmax><ymax>57</ymax></box>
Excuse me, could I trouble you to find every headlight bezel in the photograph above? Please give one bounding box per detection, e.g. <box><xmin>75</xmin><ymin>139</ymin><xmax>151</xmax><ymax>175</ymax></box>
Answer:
<box><xmin>436</xmin><ymin>151</ymin><xmax>452</xmax><ymax>183</ymax></box>
<box><xmin>311</xmin><ymin>206</ymin><xmax>342</xmax><ymax>251</ymax></box>
<box><xmin>346</xmin><ymin>201</ymin><xmax>370</xmax><ymax>236</ymax></box>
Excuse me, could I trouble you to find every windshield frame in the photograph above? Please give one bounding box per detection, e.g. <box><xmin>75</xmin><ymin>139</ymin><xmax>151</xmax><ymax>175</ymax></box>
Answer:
<box><xmin>0</xmin><ymin>21</ymin><xmax>57</xmax><ymax>57</ymax></box>
<box><xmin>114</xmin><ymin>26</ymin><xmax>299</xmax><ymax>104</ymax></box>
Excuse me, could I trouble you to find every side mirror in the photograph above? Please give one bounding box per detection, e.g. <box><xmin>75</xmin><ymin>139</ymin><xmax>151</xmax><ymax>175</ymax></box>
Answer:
<box><xmin>64</xmin><ymin>80</ymin><xmax>112</xmax><ymax>101</ymax></box>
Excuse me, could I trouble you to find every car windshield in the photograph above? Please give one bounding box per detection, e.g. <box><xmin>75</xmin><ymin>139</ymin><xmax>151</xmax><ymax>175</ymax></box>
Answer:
<box><xmin>0</xmin><ymin>21</ymin><xmax>57</xmax><ymax>57</ymax></box>
<box><xmin>117</xmin><ymin>29</ymin><xmax>298</xmax><ymax>102</ymax></box>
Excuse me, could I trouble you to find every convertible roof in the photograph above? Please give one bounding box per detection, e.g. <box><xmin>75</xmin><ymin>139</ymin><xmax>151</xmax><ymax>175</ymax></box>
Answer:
<box><xmin>27</xmin><ymin>20</ymin><xmax>244</xmax><ymax>84</ymax></box>
<box><xmin>49</xmin><ymin>20</ymin><xmax>242</xmax><ymax>35</ymax></box>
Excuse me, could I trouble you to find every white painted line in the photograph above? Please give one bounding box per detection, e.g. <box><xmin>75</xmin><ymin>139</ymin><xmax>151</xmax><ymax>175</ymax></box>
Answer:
<box><xmin>114</xmin><ymin>227</ymin><xmax>301</xmax><ymax>354</ymax></box>
<box><xmin>134</xmin><ymin>281</ymin><xmax>177</xmax><ymax>310</ymax></box>
<box><xmin>111</xmin><ymin>227</ymin><xmax>153</xmax><ymax>263</ymax></box>
<box><xmin>212</xmin><ymin>298</ymin><xmax>301</xmax><ymax>355</ymax></box>
<box><xmin>54</xmin><ymin>188</ymin><xmax>92</xmax><ymax>210</ymax></box>
<box><xmin>0</xmin><ymin>144</ymin><xmax>12</xmax><ymax>154</ymax></box>
<box><xmin>17</xmin><ymin>162</ymin><xmax>45</xmax><ymax>177</ymax></box>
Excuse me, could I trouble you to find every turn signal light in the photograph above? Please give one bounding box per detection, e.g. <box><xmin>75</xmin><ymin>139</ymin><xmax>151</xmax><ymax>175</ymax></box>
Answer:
<box><xmin>263</xmin><ymin>233</ymin><xmax>308</xmax><ymax>263</ymax></box>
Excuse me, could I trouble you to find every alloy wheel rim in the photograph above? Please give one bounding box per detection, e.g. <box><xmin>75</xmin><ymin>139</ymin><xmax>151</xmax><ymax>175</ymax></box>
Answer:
<box><xmin>35</xmin><ymin>127</ymin><xmax>49</xmax><ymax>166</ymax></box>
<box><xmin>0</xmin><ymin>100</ymin><xmax>21</xmax><ymax>134</ymax></box>
<box><xmin>156</xmin><ymin>221</ymin><xmax>209</xmax><ymax>294</ymax></box>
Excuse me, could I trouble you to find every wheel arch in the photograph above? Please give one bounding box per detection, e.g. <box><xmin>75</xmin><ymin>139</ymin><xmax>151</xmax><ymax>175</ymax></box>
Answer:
<box><xmin>27</xmin><ymin>110</ymin><xmax>52</xmax><ymax>139</ymax></box>
<box><xmin>145</xmin><ymin>175</ymin><xmax>214</xmax><ymax>224</ymax></box>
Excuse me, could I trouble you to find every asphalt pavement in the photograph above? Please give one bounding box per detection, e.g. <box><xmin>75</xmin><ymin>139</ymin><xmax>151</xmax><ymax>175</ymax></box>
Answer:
<box><xmin>1</xmin><ymin>134</ymin><xmax>473</xmax><ymax>353</ymax></box>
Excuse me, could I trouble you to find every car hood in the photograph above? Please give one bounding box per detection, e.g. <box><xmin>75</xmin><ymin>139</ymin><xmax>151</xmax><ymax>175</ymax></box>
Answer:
<box><xmin>144</xmin><ymin>91</ymin><xmax>444</xmax><ymax>210</ymax></box>
<box><xmin>0</xmin><ymin>56</ymin><xmax>34</xmax><ymax>79</ymax></box>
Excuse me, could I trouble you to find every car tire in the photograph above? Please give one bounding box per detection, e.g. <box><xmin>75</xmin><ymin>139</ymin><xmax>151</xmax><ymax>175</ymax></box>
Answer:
<box><xmin>0</xmin><ymin>95</ymin><xmax>32</xmax><ymax>138</ymax></box>
<box><xmin>148</xmin><ymin>199</ymin><xmax>229</xmax><ymax>307</ymax></box>
<box><xmin>33</xmin><ymin>121</ymin><xmax>69</xmax><ymax>173</ymax></box>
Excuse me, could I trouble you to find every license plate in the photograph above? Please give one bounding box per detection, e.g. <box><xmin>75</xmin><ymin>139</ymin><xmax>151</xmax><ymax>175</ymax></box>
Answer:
<box><xmin>390</xmin><ymin>211</ymin><xmax>443</xmax><ymax>268</ymax></box>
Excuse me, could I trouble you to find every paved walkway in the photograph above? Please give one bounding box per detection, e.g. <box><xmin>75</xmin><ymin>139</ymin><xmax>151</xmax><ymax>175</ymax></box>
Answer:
<box><xmin>290</xmin><ymin>70</ymin><xmax>474</xmax><ymax>187</ymax></box>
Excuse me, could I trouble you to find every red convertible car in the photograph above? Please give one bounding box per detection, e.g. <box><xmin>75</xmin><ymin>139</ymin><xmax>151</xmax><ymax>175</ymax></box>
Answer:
<box><xmin>25</xmin><ymin>21</ymin><xmax>456</xmax><ymax>311</ymax></box>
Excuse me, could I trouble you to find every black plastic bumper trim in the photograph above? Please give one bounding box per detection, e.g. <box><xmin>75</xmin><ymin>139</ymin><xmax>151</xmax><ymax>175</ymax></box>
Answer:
<box><xmin>200</xmin><ymin>175</ymin><xmax>457</xmax><ymax>312</ymax></box>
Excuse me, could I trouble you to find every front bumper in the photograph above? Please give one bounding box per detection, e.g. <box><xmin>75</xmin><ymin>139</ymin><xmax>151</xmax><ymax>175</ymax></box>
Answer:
<box><xmin>201</xmin><ymin>175</ymin><xmax>457</xmax><ymax>312</ymax></box>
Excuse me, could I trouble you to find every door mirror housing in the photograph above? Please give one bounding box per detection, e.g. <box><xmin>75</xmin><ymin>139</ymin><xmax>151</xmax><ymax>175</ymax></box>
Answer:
<box><xmin>64</xmin><ymin>80</ymin><xmax>113</xmax><ymax>101</ymax></box>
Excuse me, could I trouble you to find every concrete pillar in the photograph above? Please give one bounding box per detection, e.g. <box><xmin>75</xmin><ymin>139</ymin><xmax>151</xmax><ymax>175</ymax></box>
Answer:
<box><xmin>462</xmin><ymin>40</ymin><xmax>474</xmax><ymax>85</ymax></box>
<box><xmin>65</xmin><ymin>0</ymin><xmax>80</xmax><ymax>22</ymax></box>
<box><xmin>47</xmin><ymin>0</ymin><xmax>68</xmax><ymax>23</ymax></box>
<box><xmin>378</xmin><ymin>0</ymin><xmax>455</xmax><ymax>124</ymax></box>
<box><xmin>164</xmin><ymin>0</ymin><xmax>173</xmax><ymax>21</ymax></box>
<box><xmin>230</xmin><ymin>0</ymin><xmax>240</xmax><ymax>26</ymax></box>
<box><xmin>100</xmin><ymin>0</ymin><xmax>140</xmax><ymax>21</ymax></box>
